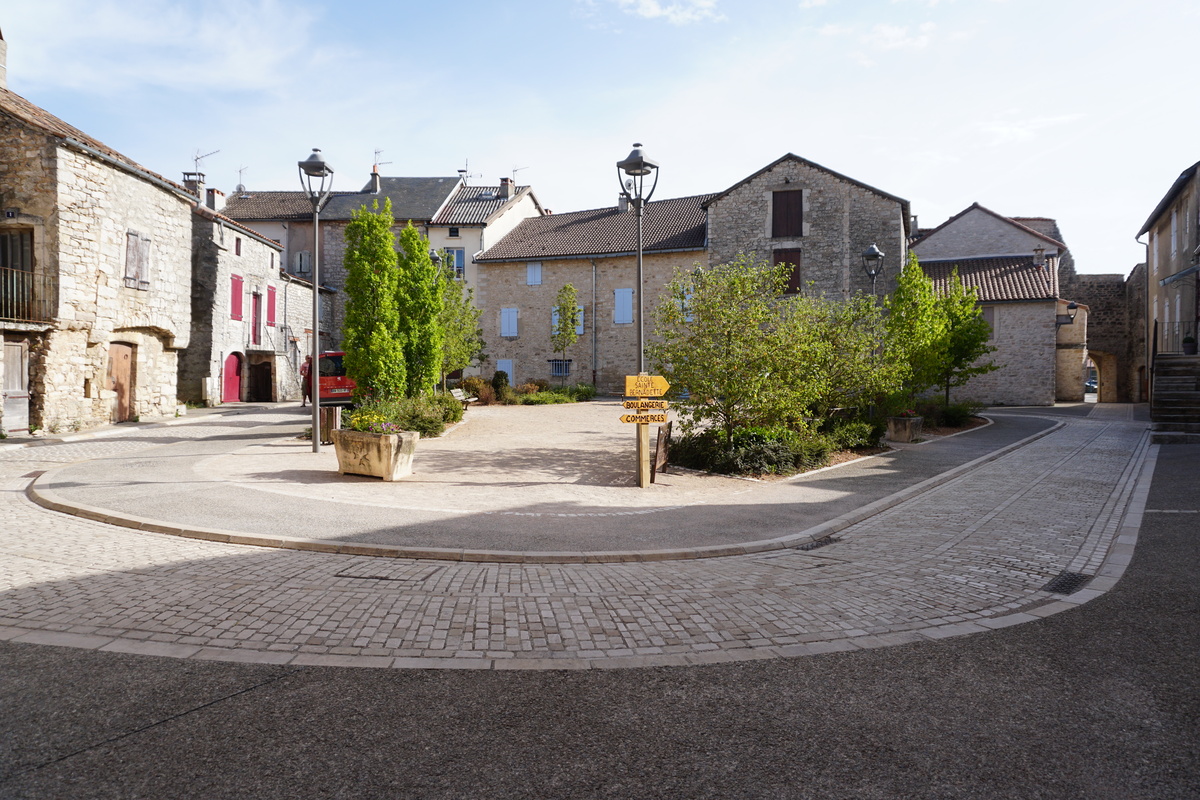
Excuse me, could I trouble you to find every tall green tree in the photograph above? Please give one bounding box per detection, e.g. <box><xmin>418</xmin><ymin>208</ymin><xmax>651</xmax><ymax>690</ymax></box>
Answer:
<box><xmin>395</xmin><ymin>223</ymin><xmax>444</xmax><ymax>397</ymax></box>
<box><xmin>341</xmin><ymin>199</ymin><xmax>405</xmax><ymax>400</ymax></box>
<box><xmin>438</xmin><ymin>265</ymin><xmax>486</xmax><ymax>390</ymax></box>
<box><xmin>933</xmin><ymin>268</ymin><xmax>998</xmax><ymax>405</ymax></box>
<box><xmin>550</xmin><ymin>283</ymin><xmax>580</xmax><ymax>386</ymax></box>
<box><xmin>883</xmin><ymin>252</ymin><xmax>944</xmax><ymax>404</ymax></box>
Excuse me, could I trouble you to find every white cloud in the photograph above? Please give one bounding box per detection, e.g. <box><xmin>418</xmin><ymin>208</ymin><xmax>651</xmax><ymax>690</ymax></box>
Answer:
<box><xmin>862</xmin><ymin>22</ymin><xmax>938</xmax><ymax>50</ymax></box>
<box><xmin>798</xmin><ymin>0</ymin><xmax>829</xmax><ymax>8</ymax></box>
<box><xmin>971</xmin><ymin>113</ymin><xmax>1084</xmax><ymax>147</ymax></box>
<box><xmin>613</xmin><ymin>0</ymin><xmax>725</xmax><ymax>25</ymax></box>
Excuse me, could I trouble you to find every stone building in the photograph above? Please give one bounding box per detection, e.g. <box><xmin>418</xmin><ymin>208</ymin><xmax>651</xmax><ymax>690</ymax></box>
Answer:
<box><xmin>427</xmin><ymin>177</ymin><xmax>544</xmax><ymax>289</ymax></box>
<box><xmin>705</xmin><ymin>153</ymin><xmax>910</xmax><ymax>299</ymax></box>
<box><xmin>0</xmin><ymin>59</ymin><xmax>194</xmax><ymax>433</ymax></box>
<box><xmin>1139</xmin><ymin>159</ymin><xmax>1199</xmax><ymax>354</ymax></box>
<box><xmin>474</xmin><ymin>194</ymin><xmax>711</xmax><ymax>392</ymax></box>
<box><xmin>178</xmin><ymin>176</ymin><xmax>325</xmax><ymax>406</ymax></box>
<box><xmin>913</xmin><ymin>203</ymin><xmax>1088</xmax><ymax>406</ymax></box>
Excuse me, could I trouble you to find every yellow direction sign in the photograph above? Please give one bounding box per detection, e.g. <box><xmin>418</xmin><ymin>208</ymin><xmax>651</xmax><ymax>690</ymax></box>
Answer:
<box><xmin>620</xmin><ymin>413</ymin><xmax>668</xmax><ymax>424</ymax></box>
<box><xmin>623</xmin><ymin>399</ymin><xmax>669</xmax><ymax>410</ymax></box>
<box><xmin>625</xmin><ymin>374</ymin><xmax>670</xmax><ymax>398</ymax></box>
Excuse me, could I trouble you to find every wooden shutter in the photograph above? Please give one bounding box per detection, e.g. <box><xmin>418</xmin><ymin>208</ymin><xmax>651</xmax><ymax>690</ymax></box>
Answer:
<box><xmin>614</xmin><ymin>288</ymin><xmax>634</xmax><ymax>324</ymax></box>
<box><xmin>124</xmin><ymin>232</ymin><xmax>143</xmax><ymax>288</ymax></box>
<box><xmin>267</xmin><ymin>285</ymin><xmax>277</xmax><ymax>326</ymax></box>
<box><xmin>773</xmin><ymin>249</ymin><xmax>803</xmax><ymax>294</ymax></box>
<box><xmin>772</xmin><ymin>191</ymin><xmax>804</xmax><ymax>238</ymax></box>
<box><xmin>231</xmin><ymin>274</ymin><xmax>244</xmax><ymax>320</ymax></box>
<box><xmin>501</xmin><ymin>307</ymin><xmax>518</xmax><ymax>337</ymax></box>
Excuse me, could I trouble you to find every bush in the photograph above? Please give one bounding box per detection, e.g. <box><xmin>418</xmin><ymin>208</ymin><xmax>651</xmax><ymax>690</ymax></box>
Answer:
<box><xmin>515</xmin><ymin>382</ymin><xmax>542</xmax><ymax>395</ymax></box>
<box><xmin>433</xmin><ymin>392</ymin><xmax>464</xmax><ymax>424</ymax></box>
<box><xmin>516</xmin><ymin>390</ymin><xmax>573</xmax><ymax>405</ymax></box>
<box><xmin>497</xmin><ymin>385</ymin><xmax>516</xmax><ymax>404</ymax></box>
<box><xmin>459</xmin><ymin>376</ymin><xmax>489</xmax><ymax>398</ymax></box>
<box><xmin>343</xmin><ymin>396</ymin><xmax>446</xmax><ymax>438</ymax></box>
<box><xmin>473</xmin><ymin>383</ymin><xmax>498</xmax><ymax>405</ymax></box>
<box><xmin>568</xmin><ymin>383</ymin><xmax>597</xmax><ymax>401</ymax></box>
<box><xmin>827</xmin><ymin>421</ymin><xmax>878</xmax><ymax>450</ymax></box>
<box><xmin>669</xmin><ymin>426</ymin><xmax>833</xmax><ymax>476</ymax></box>
<box><xmin>532</xmin><ymin>378</ymin><xmax>551</xmax><ymax>392</ymax></box>
<box><xmin>491</xmin><ymin>370</ymin><xmax>510</xmax><ymax>393</ymax></box>
<box><xmin>938</xmin><ymin>401</ymin><xmax>980</xmax><ymax>427</ymax></box>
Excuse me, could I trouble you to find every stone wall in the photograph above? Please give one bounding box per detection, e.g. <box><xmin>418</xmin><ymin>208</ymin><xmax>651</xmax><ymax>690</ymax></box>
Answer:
<box><xmin>915</xmin><ymin>208</ymin><xmax>1061</xmax><ymax>259</ymax></box>
<box><xmin>476</xmin><ymin>250</ymin><xmax>708</xmax><ymax>393</ymax></box>
<box><xmin>954</xmin><ymin>301</ymin><xmax>1057</xmax><ymax>406</ymax></box>
<box><xmin>1065</xmin><ymin>272</ymin><xmax>1140</xmax><ymax>402</ymax></box>
<box><xmin>706</xmin><ymin>157</ymin><xmax>907</xmax><ymax>298</ymax></box>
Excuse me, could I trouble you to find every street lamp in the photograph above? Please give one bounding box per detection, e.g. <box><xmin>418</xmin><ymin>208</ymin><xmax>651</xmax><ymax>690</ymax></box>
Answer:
<box><xmin>616</xmin><ymin>143</ymin><xmax>659</xmax><ymax>374</ymax></box>
<box><xmin>298</xmin><ymin>148</ymin><xmax>334</xmax><ymax>453</ymax></box>
<box><xmin>1056</xmin><ymin>301</ymin><xmax>1079</xmax><ymax>326</ymax></box>
<box><xmin>861</xmin><ymin>243</ymin><xmax>885</xmax><ymax>298</ymax></box>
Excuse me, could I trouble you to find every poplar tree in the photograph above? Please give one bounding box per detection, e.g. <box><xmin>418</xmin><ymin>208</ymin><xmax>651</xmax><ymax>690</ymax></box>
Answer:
<box><xmin>395</xmin><ymin>223</ymin><xmax>444</xmax><ymax>397</ymax></box>
<box><xmin>438</xmin><ymin>265</ymin><xmax>486</xmax><ymax>390</ymax></box>
<box><xmin>341</xmin><ymin>199</ymin><xmax>405</xmax><ymax>399</ymax></box>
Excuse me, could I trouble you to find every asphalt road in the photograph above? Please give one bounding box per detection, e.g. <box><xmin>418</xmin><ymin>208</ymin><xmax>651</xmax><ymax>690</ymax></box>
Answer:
<box><xmin>1</xmin><ymin>445</ymin><xmax>1195</xmax><ymax>799</ymax></box>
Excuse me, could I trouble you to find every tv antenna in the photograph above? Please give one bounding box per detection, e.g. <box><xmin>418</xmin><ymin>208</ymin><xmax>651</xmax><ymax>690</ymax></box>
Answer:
<box><xmin>456</xmin><ymin>158</ymin><xmax>478</xmax><ymax>184</ymax></box>
<box><xmin>373</xmin><ymin>148</ymin><xmax>393</xmax><ymax>170</ymax></box>
<box><xmin>193</xmin><ymin>148</ymin><xmax>219</xmax><ymax>173</ymax></box>
<box><xmin>235</xmin><ymin>165</ymin><xmax>248</xmax><ymax>193</ymax></box>
<box><xmin>511</xmin><ymin>165</ymin><xmax>529</xmax><ymax>183</ymax></box>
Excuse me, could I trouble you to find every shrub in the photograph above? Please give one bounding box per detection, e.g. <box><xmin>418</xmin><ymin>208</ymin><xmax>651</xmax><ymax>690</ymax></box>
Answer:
<box><xmin>532</xmin><ymin>378</ymin><xmax>551</xmax><ymax>392</ymax></box>
<box><xmin>938</xmin><ymin>401</ymin><xmax>980</xmax><ymax>427</ymax></box>
<box><xmin>827</xmin><ymin>421</ymin><xmax>878</xmax><ymax>450</ymax></box>
<box><xmin>459</xmin><ymin>376</ymin><xmax>489</xmax><ymax>398</ymax></box>
<box><xmin>433</xmin><ymin>392</ymin><xmax>464</xmax><ymax>424</ymax></box>
<box><xmin>517</xmin><ymin>390</ymin><xmax>573</xmax><ymax>405</ymax></box>
<box><xmin>497</xmin><ymin>385</ymin><xmax>516</xmax><ymax>404</ymax></box>
<box><xmin>343</xmin><ymin>396</ymin><xmax>446</xmax><ymax>438</ymax></box>
<box><xmin>516</xmin><ymin>382</ymin><xmax>542</xmax><ymax>395</ymax></box>
<box><xmin>569</xmin><ymin>383</ymin><xmax>597</xmax><ymax>401</ymax></box>
<box><xmin>473</xmin><ymin>383</ymin><xmax>498</xmax><ymax>405</ymax></box>
<box><xmin>670</xmin><ymin>426</ymin><xmax>832</xmax><ymax>476</ymax></box>
<box><xmin>491</xmin><ymin>370</ymin><xmax>510</xmax><ymax>393</ymax></box>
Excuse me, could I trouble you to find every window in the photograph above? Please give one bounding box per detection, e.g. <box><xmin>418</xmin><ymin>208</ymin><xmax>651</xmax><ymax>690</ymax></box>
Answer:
<box><xmin>293</xmin><ymin>250</ymin><xmax>312</xmax><ymax>275</ymax></box>
<box><xmin>614</xmin><ymin>288</ymin><xmax>634</xmax><ymax>324</ymax></box>
<box><xmin>772</xmin><ymin>190</ymin><xmax>804</xmax><ymax>238</ymax></box>
<box><xmin>527</xmin><ymin>261</ymin><xmax>542</xmax><ymax>285</ymax></box>
<box><xmin>551</xmin><ymin>306</ymin><xmax>585</xmax><ymax>335</ymax></box>
<box><xmin>500</xmin><ymin>307</ymin><xmax>519</xmax><ymax>337</ymax></box>
<box><xmin>773</xmin><ymin>248</ymin><xmax>803</xmax><ymax>294</ymax></box>
<box><xmin>230</xmin><ymin>274</ymin><xmax>244</xmax><ymax>320</ymax></box>
<box><xmin>251</xmin><ymin>292</ymin><xmax>262</xmax><ymax>344</ymax></box>
<box><xmin>981</xmin><ymin>306</ymin><xmax>996</xmax><ymax>340</ymax></box>
<box><xmin>444</xmin><ymin>248</ymin><xmax>465</xmax><ymax>280</ymax></box>
<box><xmin>1151</xmin><ymin>231</ymin><xmax>1158</xmax><ymax>274</ymax></box>
<box><xmin>550</xmin><ymin>359</ymin><xmax>571</xmax><ymax>377</ymax></box>
<box><xmin>235</xmin><ymin>237</ymin><xmax>242</xmax><ymax>256</ymax></box>
<box><xmin>1171</xmin><ymin>208</ymin><xmax>1178</xmax><ymax>256</ymax></box>
<box><xmin>267</xmin><ymin>286</ymin><xmax>277</xmax><ymax>326</ymax></box>
<box><xmin>0</xmin><ymin>230</ymin><xmax>33</xmax><ymax>271</ymax></box>
<box><xmin>448</xmin><ymin>227</ymin><xmax>460</xmax><ymax>238</ymax></box>
<box><xmin>124</xmin><ymin>230</ymin><xmax>150</xmax><ymax>290</ymax></box>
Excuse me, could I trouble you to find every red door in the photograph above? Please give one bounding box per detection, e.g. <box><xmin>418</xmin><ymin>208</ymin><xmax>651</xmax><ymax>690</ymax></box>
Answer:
<box><xmin>223</xmin><ymin>352</ymin><xmax>242</xmax><ymax>403</ymax></box>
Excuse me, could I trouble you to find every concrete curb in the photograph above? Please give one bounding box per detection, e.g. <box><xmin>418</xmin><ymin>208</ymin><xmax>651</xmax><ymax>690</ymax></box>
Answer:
<box><xmin>26</xmin><ymin>416</ymin><xmax>1063</xmax><ymax>565</ymax></box>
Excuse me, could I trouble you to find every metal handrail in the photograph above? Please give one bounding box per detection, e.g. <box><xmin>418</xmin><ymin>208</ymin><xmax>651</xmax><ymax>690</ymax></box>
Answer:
<box><xmin>0</xmin><ymin>267</ymin><xmax>55</xmax><ymax>323</ymax></box>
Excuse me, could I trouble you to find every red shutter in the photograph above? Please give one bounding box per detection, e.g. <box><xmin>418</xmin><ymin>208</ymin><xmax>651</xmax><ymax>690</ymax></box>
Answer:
<box><xmin>267</xmin><ymin>286</ymin><xmax>277</xmax><ymax>326</ymax></box>
<box><xmin>773</xmin><ymin>249</ymin><xmax>803</xmax><ymax>294</ymax></box>
<box><xmin>231</xmin><ymin>275</ymin><xmax>244</xmax><ymax>320</ymax></box>
<box><xmin>772</xmin><ymin>191</ymin><xmax>804</xmax><ymax>238</ymax></box>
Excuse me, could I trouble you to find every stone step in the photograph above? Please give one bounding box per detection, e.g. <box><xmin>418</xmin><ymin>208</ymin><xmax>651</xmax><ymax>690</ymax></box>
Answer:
<box><xmin>1153</xmin><ymin>397</ymin><xmax>1200</xmax><ymax>407</ymax></box>
<box><xmin>1151</xmin><ymin>431</ymin><xmax>1200</xmax><ymax>445</ymax></box>
<box><xmin>1151</xmin><ymin>422</ymin><xmax>1200</xmax><ymax>433</ymax></box>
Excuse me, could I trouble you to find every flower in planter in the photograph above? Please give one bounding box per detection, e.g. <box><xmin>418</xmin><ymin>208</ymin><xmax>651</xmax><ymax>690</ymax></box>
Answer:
<box><xmin>895</xmin><ymin>408</ymin><xmax>920</xmax><ymax>418</ymax></box>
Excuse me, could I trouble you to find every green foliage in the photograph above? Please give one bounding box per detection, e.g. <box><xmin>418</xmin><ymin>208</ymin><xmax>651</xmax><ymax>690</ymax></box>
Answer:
<box><xmin>883</xmin><ymin>252</ymin><xmax>943</xmax><ymax>403</ymax></box>
<box><xmin>438</xmin><ymin>266</ymin><xmax>486</xmax><ymax>390</ymax></box>
<box><xmin>432</xmin><ymin>392</ymin><xmax>465</xmax><ymax>424</ymax></box>
<box><xmin>395</xmin><ymin>224</ymin><xmax>444</xmax><ymax>397</ymax></box>
<box><xmin>343</xmin><ymin>396</ymin><xmax>446</xmax><ymax>438</ymax></box>
<box><xmin>458</xmin><ymin>376</ymin><xmax>489</xmax><ymax>398</ymax></box>
<box><xmin>516</xmin><ymin>390</ymin><xmax>573</xmax><ymax>405</ymax></box>
<box><xmin>669</xmin><ymin>425</ymin><xmax>834</xmax><ymax>476</ymax></box>
<box><xmin>934</xmin><ymin>268</ymin><xmax>998</xmax><ymax>405</ymax></box>
<box><xmin>825</xmin><ymin>420</ymin><xmax>879</xmax><ymax>449</ymax></box>
<box><xmin>550</xmin><ymin>283</ymin><xmax>581</xmax><ymax>385</ymax></box>
<box><xmin>341</xmin><ymin>199</ymin><xmax>405</xmax><ymax>400</ymax></box>
<box><xmin>568</xmin><ymin>383</ymin><xmax>597</xmax><ymax>401</ymax></box>
<box><xmin>491</xmin><ymin>370</ymin><xmax>509</xmax><ymax>392</ymax></box>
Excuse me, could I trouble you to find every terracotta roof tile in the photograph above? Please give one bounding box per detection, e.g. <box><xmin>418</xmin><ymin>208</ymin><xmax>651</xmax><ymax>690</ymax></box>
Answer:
<box><xmin>921</xmin><ymin>255</ymin><xmax>1059</xmax><ymax>303</ymax></box>
<box><xmin>477</xmin><ymin>194</ymin><xmax>713</xmax><ymax>262</ymax></box>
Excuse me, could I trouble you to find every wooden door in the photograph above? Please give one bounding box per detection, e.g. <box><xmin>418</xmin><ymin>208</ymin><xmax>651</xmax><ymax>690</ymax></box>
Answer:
<box><xmin>107</xmin><ymin>342</ymin><xmax>133</xmax><ymax>423</ymax></box>
<box><xmin>223</xmin><ymin>352</ymin><xmax>242</xmax><ymax>403</ymax></box>
<box><xmin>2</xmin><ymin>340</ymin><xmax>30</xmax><ymax>432</ymax></box>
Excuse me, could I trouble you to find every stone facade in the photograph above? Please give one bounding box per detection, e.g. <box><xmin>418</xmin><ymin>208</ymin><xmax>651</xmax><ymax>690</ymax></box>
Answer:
<box><xmin>960</xmin><ymin>300</ymin><xmax>1058</xmax><ymax>406</ymax></box>
<box><xmin>0</xmin><ymin>93</ymin><xmax>194</xmax><ymax>432</ymax></box>
<box><xmin>180</xmin><ymin>205</ymin><xmax>321</xmax><ymax>405</ymax></box>
<box><xmin>477</xmin><ymin>250</ymin><xmax>707</xmax><ymax>393</ymax></box>
<box><xmin>1064</xmin><ymin>270</ymin><xmax>1145</xmax><ymax>402</ymax></box>
<box><xmin>705</xmin><ymin>154</ymin><xmax>909</xmax><ymax>298</ymax></box>
<box><xmin>1140</xmin><ymin>161</ymin><xmax>1199</xmax><ymax>356</ymax></box>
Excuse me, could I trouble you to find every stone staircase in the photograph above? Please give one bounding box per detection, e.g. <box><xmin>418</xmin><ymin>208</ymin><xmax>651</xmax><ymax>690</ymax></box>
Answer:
<box><xmin>1151</xmin><ymin>354</ymin><xmax>1200</xmax><ymax>444</ymax></box>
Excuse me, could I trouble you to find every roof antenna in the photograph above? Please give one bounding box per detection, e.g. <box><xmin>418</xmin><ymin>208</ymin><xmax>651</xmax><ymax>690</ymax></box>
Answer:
<box><xmin>511</xmin><ymin>165</ymin><xmax>529</xmax><ymax>183</ymax></box>
<box><xmin>193</xmin><ymin>148</ymin><xmax>219</xmax><ymax>174</ymax></box>
<box><xmin>457</xmin><ymin>158</ymin><xmax>477</xmax><ymax>185</ymax></box>
<box><xmin>235</xmin><ymin>165</ymin><xmax>248</xmax><ymax>193</ymax></box>
<box><xmin>373</xmin><ymin>148</ymin><xmax>392</xmax><ymax>171</ymax></box>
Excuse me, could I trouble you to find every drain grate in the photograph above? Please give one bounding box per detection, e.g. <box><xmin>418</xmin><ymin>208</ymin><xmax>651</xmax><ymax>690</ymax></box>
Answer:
<box><xmin>795</xmin><ymin>537</ymin><xmax>840</xmax><ymax>552</ymax></box>
<box><xmin>334</xmin><ymin>565</ymin><xmax>445</xmax><ymax>583</ymax></box>
<box><xmin>1042</xmin><ymin>571</ymin><xmax>1094</xmax><ymax>595</ymax></box>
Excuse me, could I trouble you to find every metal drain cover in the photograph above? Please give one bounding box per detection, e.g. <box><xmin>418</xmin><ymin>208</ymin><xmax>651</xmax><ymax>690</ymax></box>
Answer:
<box><xmin>1042</xmin><ymin>571</ymin><xmax>1093</xmax><ymax>595</ymax></box>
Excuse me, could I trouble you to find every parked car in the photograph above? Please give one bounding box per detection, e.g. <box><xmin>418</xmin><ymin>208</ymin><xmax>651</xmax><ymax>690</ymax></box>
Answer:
<box><xmin>1084</xmin><ymin>378</ymin><xmax>1098</xmax><ymax>393</ymax></box>
<box><xmin>318</xmin><ymin>351</ymin><xmax>356</xmax><ymax>406</ymax></box>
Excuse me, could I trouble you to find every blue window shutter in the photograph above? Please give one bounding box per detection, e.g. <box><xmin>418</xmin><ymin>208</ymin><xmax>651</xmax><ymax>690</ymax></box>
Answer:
<box><xmin>576</xmin><ymin>305</ymin><xmax>585</xmax><ymax>335</ymax></box>
<box><xmin>501</xmin><ymin>307</ymin><xmax>519</xmax><ymax>337</ymax></box>
<box><xmin>527</xmin><ymin>262</ymin><xmax>542</xmax><ymax>285</ymax></box>
<box><xmin>614</xmin><ymin>288</ymin><xmax>633</xmax><ymax>324</ymax></box>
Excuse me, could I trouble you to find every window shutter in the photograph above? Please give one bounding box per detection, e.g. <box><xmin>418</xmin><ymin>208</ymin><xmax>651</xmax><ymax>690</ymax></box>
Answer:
<box><xmin>124</xmin><ymin>232</ymin><xmax>142</xmax><ymax>288</ymax></box>
<box><xmin>231</xmin><ymin>275</ymin><xmax>244</xmax><ymax>320</ymax></box>
<box><xmin>576</xmin><ymin>305</ymin><xmax>585</xmax><ymax>336</ymax></box>
<box><xmin>773</xmin><ymin>248</ymin><xmax>803</xmax><ymax>294</ymax></box>
<box><xmin>501</xmin><ymin>307</ymin><xmax>519</xmax><ymax>337</ymax></box>
<box><xmin>527</xmin><ymin>262</ymin><xmax>542</xmax><ymax>285</ymax></box>
<box><xmin>267</xmin><ymin>286</ymin><xmax>277</xmax><ymax>326</ymax></box>
<box><xmin>614</xmin><ymin>288</ymin><xmax>634</xmax><ymax>324</ymax></box>
<box><xmin>551</xmin><ymin>308</ymin><xmax>559</xmax><ymax>333</ymax></box>
<box><xmin>772</xmin><ymin>191</ymin><xmax>804</xmax><ymax>238</ymax></box>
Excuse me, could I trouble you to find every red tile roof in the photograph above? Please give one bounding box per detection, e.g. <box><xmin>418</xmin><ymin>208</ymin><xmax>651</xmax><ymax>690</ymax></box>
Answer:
<box><xmin>921</xmin><ymin>255</ymin><xmax>1059</xmax><ymax>303</ymax></box>
<box><xmin>476</xmin><ymin>194</ymin><xmax>713</xmax><ymax>262</ymax></box>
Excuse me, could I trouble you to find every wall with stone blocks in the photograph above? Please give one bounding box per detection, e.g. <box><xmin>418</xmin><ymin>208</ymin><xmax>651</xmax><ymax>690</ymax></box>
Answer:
<box><xmin>915</xmin><ymin>208</ymin><xmax>1060</xmax><ymax>259</ymax></box>
<box><xmin>953</xmin><ymin>301</ymin><xmax>1057</xmax><ymax>406</ymax></box>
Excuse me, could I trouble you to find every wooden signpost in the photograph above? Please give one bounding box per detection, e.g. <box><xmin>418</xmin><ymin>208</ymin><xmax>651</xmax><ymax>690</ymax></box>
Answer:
<box><xmin>623</xmin><ymin>373</ymin><xmax>670</xmax><ymax>488</ymax></box>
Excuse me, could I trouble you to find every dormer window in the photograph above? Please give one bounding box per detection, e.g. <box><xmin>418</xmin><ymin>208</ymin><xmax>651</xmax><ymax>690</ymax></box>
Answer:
<box><xmin>448</xmin><ymin>227</ymin><xmax>460</xmax><ymax>238</ymax></box>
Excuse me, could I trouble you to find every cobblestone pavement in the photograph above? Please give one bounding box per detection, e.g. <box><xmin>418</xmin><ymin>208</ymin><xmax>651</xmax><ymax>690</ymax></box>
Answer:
<box><xmin>0</xmin><ymin>407</ymin><xmax>1152</xmax><ymax>670</ymax></box>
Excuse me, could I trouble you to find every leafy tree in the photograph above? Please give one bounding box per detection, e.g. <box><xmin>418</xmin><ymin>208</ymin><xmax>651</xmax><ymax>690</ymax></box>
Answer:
<box><xmin>395</xmin><ymin>223</ymin><xmax>444</xmax><ymax>397</ymax></box>
<box><xmin>932</xmin><ymin>267</ymin><xmax>997</xmax><ymax>405</ymax></box>
<box><xmin>437</xmin><ymin>265</ymin><xmax>486</xmax><ymax>391</ymax></box>
<box><xmin>883</xmin><ymin>251</ymin><xmax>944</xmax><ymax>404</ymax></box>
<box><xmin>341</xmin><ymin>199</ymin><xmax>405</xmax><ymax>400</ymax></box>
<box><xmin>550</xmin><ymin>283</ymin><xmax>581</xmax><ymax>386</ymax></box>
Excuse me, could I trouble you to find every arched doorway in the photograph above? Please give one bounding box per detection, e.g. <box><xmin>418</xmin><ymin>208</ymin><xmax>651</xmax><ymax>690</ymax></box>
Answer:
<box><xmin>222</xmin><ymin>352</ymin><xmax>243</xmax><ymax>403</ymax></box>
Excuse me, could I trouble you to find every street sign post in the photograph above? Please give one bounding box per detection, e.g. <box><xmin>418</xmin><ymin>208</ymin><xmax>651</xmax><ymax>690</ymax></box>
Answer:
<box><xmin>624</xmin><ymin>373</ymin><xmax>670</xmax><ymax>488</ymax></box>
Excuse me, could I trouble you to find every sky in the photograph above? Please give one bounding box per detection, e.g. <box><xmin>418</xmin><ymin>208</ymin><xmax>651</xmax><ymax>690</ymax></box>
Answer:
<box><xmin>4</xmin><ymin>0</ymin><xmax>1197</xmax><ymax>275</ymax></box>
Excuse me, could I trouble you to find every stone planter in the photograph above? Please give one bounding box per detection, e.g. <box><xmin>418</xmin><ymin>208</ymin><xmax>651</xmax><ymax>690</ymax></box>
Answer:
<box><xmin>886</xmin><ymin>416</ymin><xmax>923</xmax><ymax>443</ymax></box>
<box><xmin>331</xmin><ymin>428</ymin><xmax>419</xmax><ymax>481</ymax></box>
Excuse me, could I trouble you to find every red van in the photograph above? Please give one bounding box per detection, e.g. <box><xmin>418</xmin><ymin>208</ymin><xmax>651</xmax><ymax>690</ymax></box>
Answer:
<box><xmin>317</xmin><ymin>351</ymin><xmax>356</xmax><ymax>406</ymax></box>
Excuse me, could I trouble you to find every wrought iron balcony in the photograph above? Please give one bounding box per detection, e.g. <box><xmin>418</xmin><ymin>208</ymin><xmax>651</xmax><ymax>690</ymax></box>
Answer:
<box><xmin>0</xmin><ymin>267</ymin><xmax>56</xmax><ymax>323</ymax></box>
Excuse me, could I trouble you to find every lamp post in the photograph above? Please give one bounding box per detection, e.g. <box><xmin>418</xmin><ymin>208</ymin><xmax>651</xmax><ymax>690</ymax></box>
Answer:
<box><xmin>1056</xmin><ymin>301</ymin><xmax>1079</xmax><ymax>326</ymax></box>
<box><xmin>298</xmin><ymin>148</ymin><xmax>334</xmax><ymax>453</ymax></box>
<box><xmin>616</xmin><ymin>143</ymin><xmax>659</xmax><ymax>374</ymax></box>
<box><xmin>861</xmin><ymin>243</ymin><xmax>885</xmax><ymax>298</ymax></box>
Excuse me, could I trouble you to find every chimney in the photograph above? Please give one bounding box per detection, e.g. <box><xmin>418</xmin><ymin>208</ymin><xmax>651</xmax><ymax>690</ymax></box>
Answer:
<box><xmin>0</xmin><ymin>28</ymin><xmax>7</xmax><ymax>91</ymax></box>
<box><xmin>182</xmin><ymin>172</ymin><xmax>205</xmax><ymax>204</ymax></box>
<box><xmin>370</xmin><ymin>165</ymin><xmax>381</xmax><ymax>194</ymax></box>
<box><xmin>206</xmin><ymin>187</ymin><xmax>224</xmax><ymax>211</ymax></box>
<box><xmin>1033</xmin><ymin>246</ymin><xmax>1045</xmax><ymax>267</ymax></box>
<box><xmin>618</xmin><ymin>195</ymin><xmax>629</xmax><ymax>213</ymax></box>
<box><xmin>499</xmin><ymin>177</ymin><xmax>514</xmax><ymax>199</ymax></box>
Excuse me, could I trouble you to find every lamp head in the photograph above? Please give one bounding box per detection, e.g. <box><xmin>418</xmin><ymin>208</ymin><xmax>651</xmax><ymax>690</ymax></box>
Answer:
<box><xmin>299</xmin><ymin>148</ymin><xmax>333</xmax><ymax>178</ymax></box>
<box><xmin>617</xmin><ymin>143</ymin><xmax>659</xmax><ymax>177</ymax></box>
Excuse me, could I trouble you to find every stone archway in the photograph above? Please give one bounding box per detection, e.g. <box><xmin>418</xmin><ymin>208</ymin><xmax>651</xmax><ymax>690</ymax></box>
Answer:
<box><xmin>1090</xmin><ymin>349</ymin><xmax>1121</xmax><ymax>404</ymax></box>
